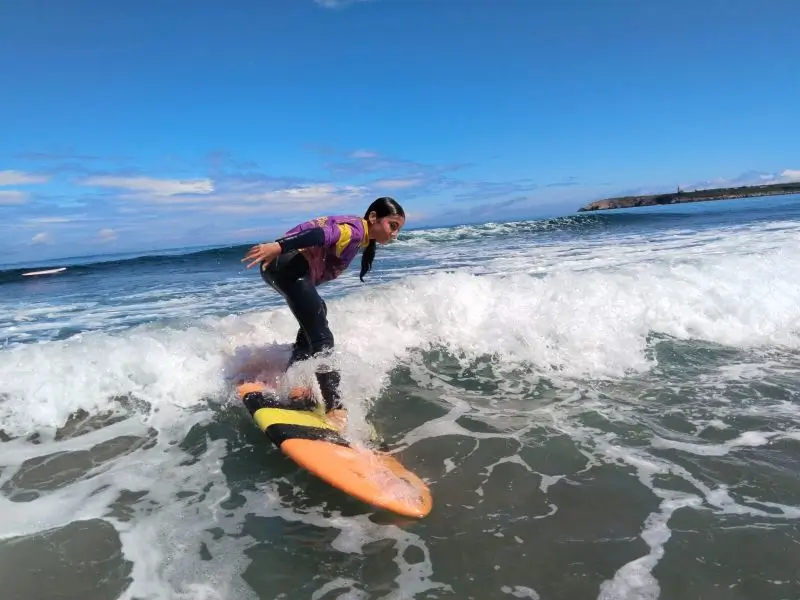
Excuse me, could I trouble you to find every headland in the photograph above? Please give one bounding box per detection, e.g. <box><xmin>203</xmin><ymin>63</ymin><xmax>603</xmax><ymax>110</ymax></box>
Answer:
<box><xmin>577</xmin><ymin>181</ymin><xmax>800</xmax><ymax>212</ymax></box>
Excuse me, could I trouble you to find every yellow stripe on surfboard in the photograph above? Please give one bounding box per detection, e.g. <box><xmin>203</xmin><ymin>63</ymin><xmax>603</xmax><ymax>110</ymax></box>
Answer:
<box><xmin>252</xmin><ymin>407</ymin><xmax>336</xmax><ymax>432</ymax></box>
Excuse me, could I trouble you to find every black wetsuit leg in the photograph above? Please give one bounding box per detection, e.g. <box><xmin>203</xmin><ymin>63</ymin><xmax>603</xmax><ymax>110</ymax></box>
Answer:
<box><xmin>291</xmin><ymin>326</ymin><xmax>311</xmax><ymax>363</ymax></box>
<box><xmin>260</xmin><ymin>251</ymin><xmax>343</xmax><ymax>411</ymax></box>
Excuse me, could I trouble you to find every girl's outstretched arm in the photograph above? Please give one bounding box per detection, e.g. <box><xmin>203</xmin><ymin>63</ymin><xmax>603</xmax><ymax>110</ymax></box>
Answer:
<box><xmin>241</xmin><ymin>227</ymin><xmax>327</xmax><ymax>269</ymax></box>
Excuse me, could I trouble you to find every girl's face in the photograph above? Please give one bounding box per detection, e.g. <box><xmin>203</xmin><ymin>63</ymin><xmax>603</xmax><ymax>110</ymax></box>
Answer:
<box><xmin>368</xmin><ymin>212</ymin><xmax>405</xmax><ymax>244</ymax></box>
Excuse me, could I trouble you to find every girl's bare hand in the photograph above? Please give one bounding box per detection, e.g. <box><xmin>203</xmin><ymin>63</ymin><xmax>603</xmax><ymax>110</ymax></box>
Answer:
<box><xmin>241</xmin><ymin>242</ymin><xmax>281</xmax><ymax>269</ymax></box>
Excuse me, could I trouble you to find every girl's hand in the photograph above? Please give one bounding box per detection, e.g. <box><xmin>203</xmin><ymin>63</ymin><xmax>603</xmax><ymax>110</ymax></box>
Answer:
<box><xmin>241</xmin><ymin>242</ymin><xmax>282</xmax><ymax>269</ymax></box>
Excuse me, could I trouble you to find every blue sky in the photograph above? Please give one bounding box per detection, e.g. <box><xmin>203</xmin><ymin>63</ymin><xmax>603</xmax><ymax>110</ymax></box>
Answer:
<box><xmin>2</xmin><ymin>0</ymin><xmax>799</xmax><ymax>263</ymax></box>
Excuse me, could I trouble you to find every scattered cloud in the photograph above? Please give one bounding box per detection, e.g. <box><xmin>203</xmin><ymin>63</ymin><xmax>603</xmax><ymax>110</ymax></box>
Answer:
<box><xmin>256</xmin><ymin>183</ymin><xmax>364</xmax><ymax>204</ymax></box>
<box><xmin>15</xmin><ymin>147</ymin><xmax>123</xmax><ymax>162</ymax></box>
<box><xmin>14</xmin><ymin>147</ymin><xmax>266</xmax><ymax>182</ymax></box>
<box><xmin>447</xmin><ymin>178</ymin><xmax>542</xmax><ymax>203</ymax></box>
<box><xmin>0</xmin><ymin>190</ymin><xmax>29</xmax><ymax>205</ymax></box>
<box><xmin>310</xmin><ymin>147</ymin><xmax>580</xmax><ymax>223</ymax></box>
<box><xmin>400</xmin><ymin>210</ymin><xmax>428</xmax><ymax>223</ymax></box>
<box><xmin>545</xmin><ymin>176</ymin><xmax>580</xmax><ymax>188</ymax></box>
<box><xmin>0</xmin><ymin>170</ymin><xmax>50</xmax><ymax>185</ymax></box>
<box><xmin>76</xmin><ymin>169</ymin><xmax>369</xmax><ymax>214</ymax></box>
<box><xmin>80</xmin><ymin>175</ymin><xmax>215</xmax><ymax>196</ymax></box>
<box><xmin>681</xmin><ymin>167</ymin><xmax>800</xmax><ymax>191</ymax></box>
<box><xmin>24</xmin><ymin>216</ymin><xmax>75</xmax><ymax>224</ymax></box>
<box><xmin>98</xmin><ymin>228</ymin><xmax>117</xmax><ymax>242</ymax></box>
<box><xmin>10</xmin><ymin>140</ymin><xmax>799</xmax><ymax>263</ymax></box>
<box><xmin>314</xmin><ymin>0</ymin><xmax>369</xmax><ymax>8</ymax></box>
<box><xmin>372</xmin><ymin>178</ymin><xmax>425</xmax><ymax>190</ymax></box>
<box><xmin>31</xmin><ymin>232</ymin><xmax>52</xmax><ymax>245</ymax></box>
<box><xmin>322</xmin><ymin>147</ymin><xmax>468</xmax><ymax>180</ymax></box>
<box><xmin>349</xmin><ymin>149</ymin><xmax>380</xmax><ymax>159</ymax></box>
<box><xmin>203</xmin><ymin>149</ymin><xmax>260</xmax><ymax>172</ymax></box>
<box><xmin>207</xmin><ymin>183</ymin><xmax>367</xmax><ymax>214</ymax></box>
<box><xmin>12</xmin><ymin>148</ymin><xmax>135</xmax><ymax>179</ymax></box>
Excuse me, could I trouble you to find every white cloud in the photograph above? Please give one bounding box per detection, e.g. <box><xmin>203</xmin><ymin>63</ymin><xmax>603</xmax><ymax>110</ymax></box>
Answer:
<box><xmin>31</xmin><ymin>232</ymin><xmax>52</xmax><ymax>245</ymax></box>
<box><xmin>98</xmin><ymin>228</ymin><xmax>118</xmax><ymax>242</ymax></box>
<box><xmin>209</xmin><ymin>184</ymin><xmax>367</xmax><ymax>214</ymax></box>
<box><xmin>314</xmin><ymin>0</ymin><xmax>367</xmax><ymax>7</ymax></box>
<box><xmin>0</xmin><ymin>170</ymin><xmax>50</xmax><ymax>186</ymax></box>
<box><xmin>349</xmin><ymin>149</ymin><xmax>379</xmax><ymax>159</ymax></box>
<box><xmin>737</xmin><ymin>169</ymin><xmax>800</xmax><ymax>185</ymax></box>
<box><xmin>24</xmin><ymin>216</ymin><xmax>74</xmax><ymax>224</ymax></box>
<box><xmin>81</xmin><ymin>175</ymin><xmax>215</xmax><ymax>196</ymax></box>
<box><xmin>685</xmin><ymin>168</ymin><xmax>800</xmax><ymax>190</ymax></box>
<box><xmin>401</xmin><ymin>210</ymin><xmax>427</xmax><ymax>223</ymax></box>
<box><xmin>258</xmin><ymin>184</ymin><xmax>363</xmax><ymax>203</ymax></box>
<box><xmin>373</xmin><ymin>178</ymin><xmax>424</xmax><ymax>190</ymax></box>
<box><xmin>0</xmin><ymin>190</ymin><xmax>29</xmax><ymax>205</ymax></box>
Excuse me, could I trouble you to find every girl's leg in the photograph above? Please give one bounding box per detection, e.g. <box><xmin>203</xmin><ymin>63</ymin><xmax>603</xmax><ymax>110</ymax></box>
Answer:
<box><xmin>278</xmin><ymin>276</ymin><xmax>342</xmax><ymax>411</ymax></box>
<box><xmin>261</xmin><ymin>252</ymin><xmax>312</xmax><ymax>365</ymax></box>
<box><xmin>260</xmin><ymin>254</ymin><xmax>343</xmax><ymax>411</ymax></box>
<box><xmin>290</xmin><ymin>327</ymin><xmax>311</xmax><ymax>364</ymax></box>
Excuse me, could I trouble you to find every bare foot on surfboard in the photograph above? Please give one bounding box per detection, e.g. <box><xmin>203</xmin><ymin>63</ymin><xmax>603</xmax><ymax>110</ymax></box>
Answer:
<box><xmin>288</xmin><ymin>386</ymin><xmax>314</xmax><ymax>401</ymax></box>
<box><xmin>287</xmin><ymin>386</ymin><xmax>348</xmax><ymax>431</ymax></box>
<box><xmin>326</xmin><ymin>409</ymin><xmax>348</xmax><ymax>431</ymax></box>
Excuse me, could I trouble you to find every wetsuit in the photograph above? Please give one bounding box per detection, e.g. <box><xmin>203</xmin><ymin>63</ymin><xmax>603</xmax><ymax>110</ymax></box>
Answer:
<box><xmin>260</xmin><ymin>215</ymin><xmax>371</xmax><ymax>411</ymax></box>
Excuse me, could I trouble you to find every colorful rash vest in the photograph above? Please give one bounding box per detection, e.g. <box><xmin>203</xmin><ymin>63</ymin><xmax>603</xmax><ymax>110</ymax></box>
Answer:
<box><xmin>283</xmin><ymin>215</ymin><xmax>370</xmax><ymax>285</ymax></box>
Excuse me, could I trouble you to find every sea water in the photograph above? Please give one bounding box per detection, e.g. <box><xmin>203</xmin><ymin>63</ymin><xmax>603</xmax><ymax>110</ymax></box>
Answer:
<box><xmin>1</xmin><ymin>195</ymin><xmax>800</xmax><ymax>599</ymax></box>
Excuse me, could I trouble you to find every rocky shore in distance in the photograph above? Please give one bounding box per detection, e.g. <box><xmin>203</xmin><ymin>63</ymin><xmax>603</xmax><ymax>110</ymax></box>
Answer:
<box><xmin>578</xmin><ymin>181</ymin><xmax>800</xmax><ymax>212</ymax></box>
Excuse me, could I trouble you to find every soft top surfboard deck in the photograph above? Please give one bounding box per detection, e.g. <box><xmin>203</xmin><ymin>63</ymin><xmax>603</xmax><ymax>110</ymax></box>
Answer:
<box><xmin>236</xmin><ymin>382</ymin><xmax>432</xmax><ymax>519</ymax></box>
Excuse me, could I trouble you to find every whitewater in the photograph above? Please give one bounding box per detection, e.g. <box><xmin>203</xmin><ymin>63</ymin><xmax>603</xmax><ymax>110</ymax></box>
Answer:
<box><xmin>1</xmin><ymin>195</ymin><xmax>800</xmax><ymax>599</ymax></box>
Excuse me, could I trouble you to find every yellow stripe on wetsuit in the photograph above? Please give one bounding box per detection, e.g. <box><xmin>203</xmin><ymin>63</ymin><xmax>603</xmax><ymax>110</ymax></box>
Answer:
<box><xmin>252</xmin><ymin>407</ymin><xmax>336</xmax><ymax>432</ymax></box>
<box><xmin>335</xmin><ymin>224</ymin><xmax>353</xmax><ymax>257</ymax></box>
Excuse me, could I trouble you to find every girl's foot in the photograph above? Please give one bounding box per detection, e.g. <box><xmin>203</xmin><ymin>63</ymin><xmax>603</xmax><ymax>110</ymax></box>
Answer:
<box><xmin>288</xmin><ymin>386</ymin><xmax>314</xmax><ymax>401</ymax></box>
<box><xmin>325</xmin><ymin>408</ymin><xmax>348</xmax><ymax>432</ymax></box>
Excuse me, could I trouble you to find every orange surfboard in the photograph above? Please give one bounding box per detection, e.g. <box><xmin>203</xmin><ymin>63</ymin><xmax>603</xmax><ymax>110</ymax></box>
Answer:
<box><xmin>236</xmin><ymin>381</ymin><xmax>432</xmax><ymax>519</ymax></box>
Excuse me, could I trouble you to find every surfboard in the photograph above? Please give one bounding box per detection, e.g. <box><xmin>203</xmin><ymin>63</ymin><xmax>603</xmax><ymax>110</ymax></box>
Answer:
<box><xmin>235</xmin><ymin>381</ymin><xmax>432</xmax><ymax>519</ymax></box>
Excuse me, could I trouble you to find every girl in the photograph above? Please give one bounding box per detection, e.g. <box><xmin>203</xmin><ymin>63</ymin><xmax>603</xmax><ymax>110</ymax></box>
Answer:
<box><xmin>242</xmin><ymin>197</ymin><xmax>406</xmax><ymax>426</ymax></box>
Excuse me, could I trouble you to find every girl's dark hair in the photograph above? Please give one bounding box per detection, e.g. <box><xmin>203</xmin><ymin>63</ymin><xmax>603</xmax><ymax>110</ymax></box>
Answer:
<box><xmin>360</xmin><ymin>196</ymin><xmax>405</xmax><ymax>282</ymax></box>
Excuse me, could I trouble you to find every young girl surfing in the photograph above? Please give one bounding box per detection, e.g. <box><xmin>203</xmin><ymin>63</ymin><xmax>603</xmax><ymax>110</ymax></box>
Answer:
<box><xmin>241</xmin><ymin>196</ymin><xmax>406</xmax><ymax>429</ymax></box>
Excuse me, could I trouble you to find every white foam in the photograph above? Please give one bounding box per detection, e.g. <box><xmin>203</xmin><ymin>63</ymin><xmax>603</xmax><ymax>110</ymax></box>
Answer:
<box><xmin>651</xmin><ymin>430</ymin><xmax>782</xmax><ymax>456</ymax></box>
<box><xmin>0</xmin><ymin>218</ymin><xmax>800</xmax><ymax>430</ymax></box>
<box><xmin>233</xmin><ymin>485</ymin><xmax>452</xmax><ymax>599</ymax></box>
<box><xmin>3</xmin><ymin>217</ymin><xmax>800</xmax><ymax>438</ymax></box>
<box><xmin>597</xmin><ymin>491</ymin><xmax>702</xmax><ymax>600</ymax></box>
<box><xmin>538</xmin><ymin>374</ymin><xmax>800</xmax><ymax>600</ymax></box>
<box><xmin>0</xmin><ymin>404</ymin><xmax>264</xmax><ymax>598</ymax></box>
<box><xmin>311</xmin><ymin>579</ymin><xmax>367</xmax><ymax>600</ymax></box>
<box><xmin>110</xmin><ymin>436</ymin><xmax>259</xmax><ymax>600</ymax></box>
<box><xmin>501</xmin><ymin>585</ymin><xmax>541</xmax><ymax>599</ymax></box>
<box><xmin>3</xmin><ymin>214</ymin><xmax>800</xmax><ymax>599</ymax></box>
<box><xmin>6</xmin><ymin>218</ymin><xmax>799</xmax><ymax>435</ymax></box>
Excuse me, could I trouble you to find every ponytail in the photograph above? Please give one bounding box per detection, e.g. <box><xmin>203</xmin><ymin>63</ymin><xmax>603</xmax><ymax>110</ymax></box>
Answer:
<box><xmin>359</xmin><ymin>196</ymin><xmax>404</xmax><ymax>283</ymax></box>
<box><xmin>359</xmin><ymin>239</ymin><xmax>376</xmax><ymax>282</ymax></box>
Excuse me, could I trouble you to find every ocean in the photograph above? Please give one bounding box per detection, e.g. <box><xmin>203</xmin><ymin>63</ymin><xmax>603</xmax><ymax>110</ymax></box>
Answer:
<box><xmin>1</xmin><ymin>194</ymin><xmax>800</xmax><ymax>600</ymax></box>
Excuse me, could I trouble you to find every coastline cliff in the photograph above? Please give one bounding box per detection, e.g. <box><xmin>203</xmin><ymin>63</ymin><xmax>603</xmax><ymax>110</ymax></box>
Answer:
<box><xmin>577</xmin><ymin>181</ymin><xmax>800</xmax><ymax>212</ymax></box>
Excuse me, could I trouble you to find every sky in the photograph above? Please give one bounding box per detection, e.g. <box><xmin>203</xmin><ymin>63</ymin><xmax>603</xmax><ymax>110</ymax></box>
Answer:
<box><xmin>1</xmin><ymin>0</ymin><xmax>799</xmax><ymax>264</ymax></box>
